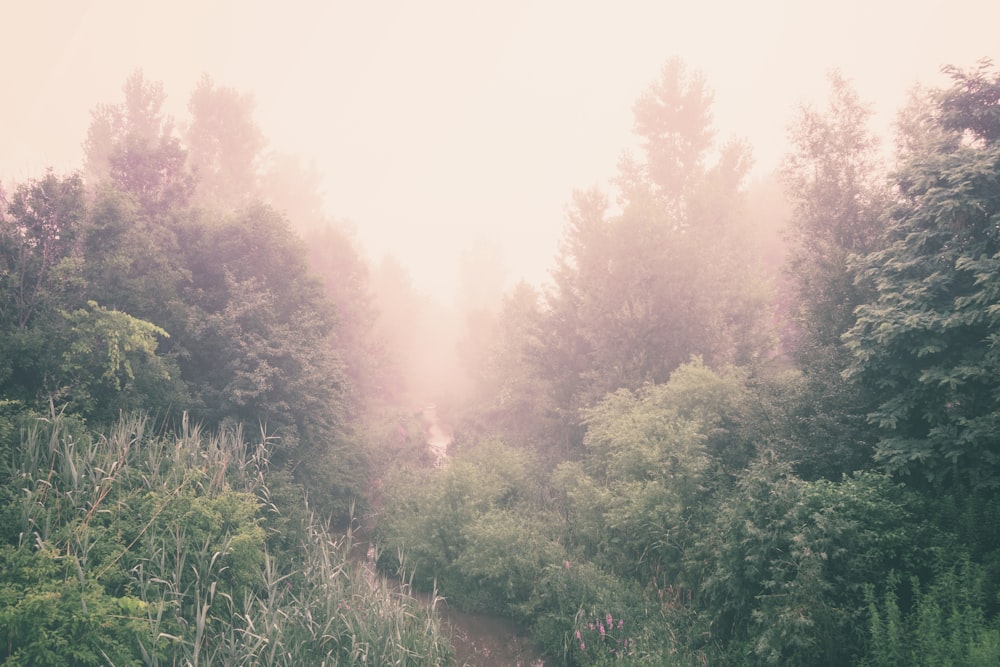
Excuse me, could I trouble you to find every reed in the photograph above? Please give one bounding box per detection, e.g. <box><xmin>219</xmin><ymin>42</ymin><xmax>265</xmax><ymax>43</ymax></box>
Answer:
<box><xmin>1</xmin><ymin>411</ymin><xmax>454</xmax><ymax>665</ymax></box>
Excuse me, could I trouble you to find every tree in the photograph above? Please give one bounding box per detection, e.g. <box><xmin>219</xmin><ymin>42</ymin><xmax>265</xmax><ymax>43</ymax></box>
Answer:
<box><xmin>177</xmin><ymin>204</ymin><xmax>363</xmax><ymax>516</ymax></box>
<box><xmin>186</xmin><ymin>74</ymin><xmax>266</xmax><ymax>210</ymax></box>
<box><xmin>0</xmin><ymin>172</ymin><xmax>85</xmax><ymax>330</ymax></box>
<box><xmin>1</xmin><ymin>173</ymin><xmax>88</xmax><ymax>414</ymax></box>
<box><xmin>774</xmin><ymin>73</ymin><xmax>891</xmax><ymax>479</ymax></box>
<box><xmin>780</xmin><ymin>71</ymin><xmax>888</xmax><ymax>359</ymax></box>
<box><xmin>537</xmin><ymin>59</ymin><xmax>772</xmax><ymax>442</ymax></box>
<box><xmin>462</xmin><ymin>281</ymin><xmax>557</xmax><ymax>449</ymax></box>
<box><xmin>83</xmin><ymin>70</ymin><xmax>194</xmax><ymax>215</ymax></box>
<box><xmin>844</xmin><ymin>60</ymin><xmax>1000</xmax><ymax>489</ymax></box>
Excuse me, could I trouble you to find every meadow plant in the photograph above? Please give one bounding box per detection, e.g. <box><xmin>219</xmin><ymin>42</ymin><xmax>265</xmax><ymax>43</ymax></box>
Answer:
<box><xmin>0</xmin><ymin>411</ymin><xmax>454</xmax><ymax>665</ymax></box>
<box><xmin>573</xmin><ymin>612</ymin><xmax>635</xmax><ymax>664</ymax></box>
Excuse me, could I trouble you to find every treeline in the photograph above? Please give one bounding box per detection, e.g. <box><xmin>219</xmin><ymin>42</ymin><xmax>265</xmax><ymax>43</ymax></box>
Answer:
<box><xmin>0</xmin><ymin>72</ymin><xmax>436</xmax><ymax>664</ymax></box>
<box><xmin>0</xmin><ymin>72</ymin><xmax>405</xmax><ymax>520</ymax></box>
<box><xmin>2</xmin><ymin>58</ymin><xmax>1000</xmax><ymax>666</ymax></box>
<box><xmin>375</xmin><ymin>60</ymin><xmax>1000</xmax><ymax>664</ymax></box>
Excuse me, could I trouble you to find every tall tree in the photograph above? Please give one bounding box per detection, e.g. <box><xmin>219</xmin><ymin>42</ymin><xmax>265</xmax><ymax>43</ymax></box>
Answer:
<box><xmin>83</xmin><ymin>70</ymin><xmax>194</xmax><ymax>215</ymax></box>
<box><xmin>177</xmin><ymin>203</ymin><xmax>364</xmax><ymax>512</ymax></box>
<box><xmin>538</xmin><ymin>59</ymin><xmax>772</xmax><ymax>441</ymax></box>
<box><xmin>0</xmin><ymin>173</ymin><xmax>87</xmax><ymax>410</ymax></box>
<box><xmin>0</xmin><ymin>172</ymin><xmax>85</xmax><ymax>330</ymax></box>
<box><xmin>780</xmin><ymin>72</ymin><xmax>888</xmax><ymax>359</ymax></box>
<box><xmin>844</xmin><ymin>60</ymin><xmax>1000</xmax><ymax>489</ymax></box>
<box><xmin>186</xmin><ymin>74</ymin><xmax>266</xmax><ymax>211</ymax></box>
<box><xmin>776</xmin><ymin>73</ymin><xmax>889</xmax><ymax>478</ymax></box>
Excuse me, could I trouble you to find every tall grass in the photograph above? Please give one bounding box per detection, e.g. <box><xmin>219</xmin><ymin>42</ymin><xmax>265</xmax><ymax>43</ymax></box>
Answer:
<box><xmin>1</xmin><ymin>410</ymin><xmax>454</xmax><ymax>665</ymax></box>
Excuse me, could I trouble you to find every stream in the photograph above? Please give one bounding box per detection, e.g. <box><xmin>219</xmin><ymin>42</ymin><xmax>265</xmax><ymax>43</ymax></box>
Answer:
<box><xmin>353</xmin><ymin>404</ymin><xmax>547</xmax><ymax>667</ymax></box>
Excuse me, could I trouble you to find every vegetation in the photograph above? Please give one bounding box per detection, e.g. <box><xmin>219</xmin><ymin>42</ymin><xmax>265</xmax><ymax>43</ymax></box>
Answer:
<box><xmin>3</xmin><ymin>59</ymin><xmax>1000</xmax><ymax>665</ymax></box>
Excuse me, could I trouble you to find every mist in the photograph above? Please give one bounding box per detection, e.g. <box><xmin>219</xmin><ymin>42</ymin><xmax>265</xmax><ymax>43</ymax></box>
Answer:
<box><xmin>6</xmin><ymin>3</ymin><xmax>1000</xmax><ymax>665</ymax></box>
<box><xmin>5</xmin><ymin>2</ymin><xmax>999</xmax><ymax>305</ymax></box>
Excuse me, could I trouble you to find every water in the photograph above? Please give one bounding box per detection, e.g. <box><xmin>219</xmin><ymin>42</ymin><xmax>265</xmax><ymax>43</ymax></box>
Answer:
<box><xmin>440</xmin><ymin>602</ymin><xmax>546</xmax><ymax>666</ymax></box>
<box><xmin>349</xmin><ymin>404</ymin><xmax>548</xmax><ymax>665</ymax></box>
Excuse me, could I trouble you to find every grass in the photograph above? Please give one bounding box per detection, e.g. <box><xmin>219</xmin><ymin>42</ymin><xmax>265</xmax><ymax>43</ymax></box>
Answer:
<box><xmin>1</xmin><ymin>410</ymin><xmax>455</xmax><ymax>665</ymax></box>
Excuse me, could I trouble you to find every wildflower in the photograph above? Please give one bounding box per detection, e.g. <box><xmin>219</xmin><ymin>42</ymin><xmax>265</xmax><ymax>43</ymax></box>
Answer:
<box><xmin>606</xmin><ymin>612</ymin><xmax>613</xmax><ymax>627</ymax></box>
<box><xmin>599</xmin><ymin>622</ymin><xmax>605</xmax><ymax>637</ymax></box>
<box><xmin>576</xmin><ymin>630</ymin><xmax>582</xmax><ymax>641</ymax></box>
<box><xmin>564</xmin><ymin>560</ymin><xmax>572</xmax><ymax>569</ymax></box>
<box><xmin>618</xmin><ymin>619</ymin><xmax>624</xmax><ymax>630</ymax></box>
<box><xmin>581</xmin><ymin>642</ymin><xmax>586</xmax><ymax>651</ymax></box>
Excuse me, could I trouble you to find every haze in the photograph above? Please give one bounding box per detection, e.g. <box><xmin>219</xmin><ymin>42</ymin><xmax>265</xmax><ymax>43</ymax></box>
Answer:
<box><xmin>4</xmin><ymin>0</ymin><xmax>999</xmax><ymax>303</ymax></box>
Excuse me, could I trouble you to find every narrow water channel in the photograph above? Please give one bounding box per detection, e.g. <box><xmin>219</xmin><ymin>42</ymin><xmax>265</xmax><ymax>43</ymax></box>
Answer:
<box><xmin>348</xmin><ymin>533</ymin><xmax>546</xmax><ymax>666</ymax></box>
<box><xmin>352</xmin><ymin>404</ymin><xmax>547</xmax><ymax>666</ymax></box>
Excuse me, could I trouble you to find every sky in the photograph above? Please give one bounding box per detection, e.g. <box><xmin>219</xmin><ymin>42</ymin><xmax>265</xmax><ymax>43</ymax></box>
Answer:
<box><xmin>4</xmin><ymin>0</ymin><xmax>1000</xmax><ymax>304</ymax></box>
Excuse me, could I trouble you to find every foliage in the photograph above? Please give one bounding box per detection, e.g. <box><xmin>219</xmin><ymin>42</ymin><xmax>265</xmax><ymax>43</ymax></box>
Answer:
<box><xmin>9</xmin><ymin>57</ymin><xmax>1000</xmax><ymax>667</ymax></box>
<box><xmin>559</xmin><ymin>359</ymin><xmax>755</xmax><ymax>588</ymax></box>
<box><xmin>518</xmin><ymin>559</ymin><xmax>642</xmax><ymax>664</ymax></box>
<box><xmin>535</xmin><ymin>59</ymin><xmax>773</xmax><ymax>451</ymax></box>
<box><xmin>844</xmin><ymin>60</ymin><xmax>1000</xmax><ymax>489</ymax></box>
<box><xmin>0</xmin><ymin>413</ymin><xmax>453</xmax><ymax>666</ymax></box>
<box><xmin>694</xmin><ymin>464</ymin><xmax>928</xmax><ymax>666</ymax></box>
<box><xmin>83</xmin><ymin>70</ymin><xmax>195</xmax><ymax>215</ymax></box>
<box><xmin>461</xmin><ymin>281</ymin><xmax>561</xmax><ymax>453</ymax></box>
<box><xmin>56</xmin><ymin>300</ymin><xmax>178</xmax><ymax>419</ymax></box>
<box><xmin>773</xmin><ymin>72</ymin><xmax>888</xmax><ymax>482</ymax></box>
<box><xmin>0</xmin><ymin>171</ymin><xmax>85</xmax><ymax>330</ymax></box>
<box><xmin>741</xmin><ymin>364</ymin><xmax>876</xmax><ymax>480</ymax></box>
<box><xmin>0</xmin><ymin>545</ymin><xmax>146</xmax><ymax>666</ymax></box>
<box><xmin>780</xmin><ymin>71</ymin><xmax>888</xmax><ymax>357</ymax></box>
<box><xmin>186</xmin><ymin>74</ymin><xmax>266</xmax><ymax>211</ymax></box>
<box><xmin>376</xmin><ymin>437</ymin><xmax>553</xmax><ymax>602</ymax></box>
<box><xmin>863</xmin><ymin>560</ymin><xmax>1000</xmax><ymax>667</ymax></box>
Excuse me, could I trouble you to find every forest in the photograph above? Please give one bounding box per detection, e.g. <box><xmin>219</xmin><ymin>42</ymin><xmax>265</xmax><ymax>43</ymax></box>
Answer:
<box><xmin>1</xmin><ymin>58</ymin><xmax>999</xmax><ymax>666</ymax></box>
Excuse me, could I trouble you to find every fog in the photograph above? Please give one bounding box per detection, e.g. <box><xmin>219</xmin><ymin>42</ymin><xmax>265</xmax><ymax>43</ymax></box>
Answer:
<box><xmin>5</xmin><ymin>1</ymin><xmax>999</xmax><ymax>306</ymax></box>
<box><xmin>4</xmin><ymin>1</ymin><xmax>1000</xmax><ymax>405</ymax></box>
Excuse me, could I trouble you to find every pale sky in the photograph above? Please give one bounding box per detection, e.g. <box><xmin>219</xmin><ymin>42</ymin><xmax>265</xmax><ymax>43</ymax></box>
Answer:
<box><xmin>3</xmin><ymin>1</ymin><xmax>999</xmax><ymax>303</ymax></box>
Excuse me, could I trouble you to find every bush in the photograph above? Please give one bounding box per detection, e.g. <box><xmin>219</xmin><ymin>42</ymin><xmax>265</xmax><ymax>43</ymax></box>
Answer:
<box><xmin>864</xmin><ymin>560</ymin><xmax>1000</xmax><ymax>667</ymax></box>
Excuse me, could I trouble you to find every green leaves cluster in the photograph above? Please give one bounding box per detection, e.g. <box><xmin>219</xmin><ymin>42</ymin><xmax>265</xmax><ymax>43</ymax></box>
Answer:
<box><xmin>0</xmin><ymin>414</ymin><xmax>452</xmax><ymax>666</ymax></box>
<box><xmin>516</xmin><ymin>59</ymin><xmax>772</xmax><ymax>454</ymax></box>
<box><xmin>844</xmin><ymin>60</ymin><xmax>1000</xmax><ymax>489</ymax></box>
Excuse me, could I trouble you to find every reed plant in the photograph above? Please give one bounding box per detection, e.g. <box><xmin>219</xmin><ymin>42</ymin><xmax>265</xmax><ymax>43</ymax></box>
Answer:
<box><xmin>0</xmin><ymin>410</ymin><xmax>454</xmax><ymax>665</ymax></box>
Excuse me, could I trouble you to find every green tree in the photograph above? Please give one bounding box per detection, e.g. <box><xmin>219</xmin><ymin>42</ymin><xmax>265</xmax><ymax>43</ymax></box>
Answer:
<box><xmin>781</xmin><ymin>72</ymin><xmax>888</xmax><ymax>357</ymax></box>
<box><xmin>56</xmin><ymin>301</ymin><xmax>180</xmax><ymax>421</ymax></box>
<box><xmin>538</xmin><ymin>59</ymin><xmax>772</xmax><ymax>444</ymax></box>
<box><xmin>696</xmin><ymin>465</ymin><xmax>924</xmax><ymax>666</ymax></box>
<box><xmin>83</xmin><ymin>70</ymin><xmax>194</xmax><ymax>215</ymax></box>
<box><xmin>772</xmin><ymin>73</ymin><xmax>891</xmax><ymax>480</ymax></box>
<box><xmin>559</xmin><ymin>359</ymin><xmax>752</xmax><ymax>587</ymax></box>
<box><xmin>0</xmin><ymin>172</ymin><xmax>85</xmax><ymax>330</ymax></box>
<box><xmin>178</xmin><ymin>204</ymin><xmax>363</xmax><ymax>517</ymax></box>
<box><xmin>1</xmin><ymin>173</ymin><xmax>87</xmax><ymax>414</ymax></box>
<box><xmin>844</xmin><ymin>60</ymin><xmax>1000</xmax><ymax>489</ymax></box>
<box><xmin>463</xmin><ymin>281</ymin><xmax>558</xmax><ymax>450</ymax></box>
<box><xmin>186</xmin><ymin>74</ymin><xmax>266</xmax><ymax>211</ymax></box>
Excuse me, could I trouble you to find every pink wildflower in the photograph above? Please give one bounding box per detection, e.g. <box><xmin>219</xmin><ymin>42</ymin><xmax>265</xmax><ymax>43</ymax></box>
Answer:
<box><xmin>599</xmin><ymin>622</ymin><xmax>605</xmax><ymax>637</ymax></box>
<box><xmin>575</xmin><ymin>630</ymin><xmax>581</xmax><ymax>640</ymax></box>
<box><xmin>606</xmin><ymin>612</ymin><xmax>613</xmax><ymax>627</ymax></box>
<box><xmin>564</xmin><ymin>560</ymin><xmax>571</xmax><ymax>569</ymax></box>
<box><xmin>618</xmin><ymin>619</ymin><xmax>624</xmax><ymax>630</ymax></box>
<box><xmin>580</xmin><ymin>642</ymin><xmax>586</xmax><ymax>651</ymax></box>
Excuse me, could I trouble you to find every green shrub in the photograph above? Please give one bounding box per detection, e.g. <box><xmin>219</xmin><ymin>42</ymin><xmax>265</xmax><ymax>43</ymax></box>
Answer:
<box><xmin>864</xmin><ymin>560</ymin><xmax>1000</xmax><ymax>667</ymax></box>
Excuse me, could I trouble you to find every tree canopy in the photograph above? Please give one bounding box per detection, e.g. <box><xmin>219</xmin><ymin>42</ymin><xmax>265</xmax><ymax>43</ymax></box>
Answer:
<box><xmin>845</xmin><ymin>60</ymin><xmax>1000</xmax><ymax>490</ymax></box>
